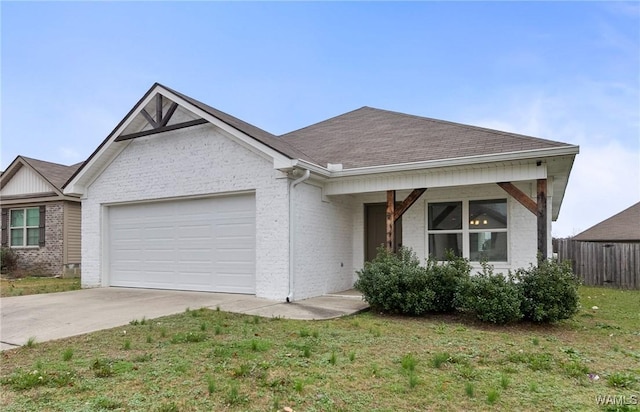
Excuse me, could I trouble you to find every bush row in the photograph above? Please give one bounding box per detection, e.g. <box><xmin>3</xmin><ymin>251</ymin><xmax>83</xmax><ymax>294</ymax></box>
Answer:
<box><xmin>354</xmin><ymin>247</ymin><xmax>580</xmax><ymax>324</ymax></box>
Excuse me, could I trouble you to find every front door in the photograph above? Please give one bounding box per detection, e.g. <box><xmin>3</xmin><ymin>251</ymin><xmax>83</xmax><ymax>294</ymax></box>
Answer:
<box><xmin>365</xmin><ymin>203</ymin><xmax>402</xmax><ymax>261</ymax></box>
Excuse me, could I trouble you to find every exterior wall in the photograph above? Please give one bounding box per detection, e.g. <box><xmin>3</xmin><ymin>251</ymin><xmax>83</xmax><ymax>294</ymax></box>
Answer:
<box><xmin>291</xmin><ymin>182</ymin><xmax>355</xmax><ymax>300</ymax></box>
<box><xmin>351</xmin><ymin>183</ymin><xmax>539</xmax><ymax>275</ymax></box>
<box><xmin>9</xmin><ymin>201</ymin><xmax>65</xmax><ymax>275</ymax></box>
<box><xmin>81</xmin><ymin>123</ymin><xmax>290</xmax><ymax>300</ymax></box>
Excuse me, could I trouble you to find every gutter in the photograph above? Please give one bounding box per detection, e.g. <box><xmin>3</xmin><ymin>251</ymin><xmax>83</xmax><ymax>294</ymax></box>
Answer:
<box><xmin>287</xmin><ymin>168</ymin><xmax>311</xmax><ymax>303</ymax></box>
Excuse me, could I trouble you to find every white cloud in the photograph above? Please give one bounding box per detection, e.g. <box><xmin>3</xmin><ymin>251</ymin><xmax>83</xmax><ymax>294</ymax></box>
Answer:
<box><xmin>554</xmin><ymin>141</ymin><xmax>640</xmax><ymax>237</ymax></box>
<box><xmin>466</xmin><ymin>81</ymin><xmax>639</xmax><ymax>238</ymax></box>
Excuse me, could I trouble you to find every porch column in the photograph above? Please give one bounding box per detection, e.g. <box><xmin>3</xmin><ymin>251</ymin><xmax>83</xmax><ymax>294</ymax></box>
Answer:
<box><xmin>386</xmin><ymin>190</ymin><xmax>396</xmax><ymax>252</ymax></box>
<box><xmin>537</xmin><ymin>179</ymin><xmax>548</xmax><ymax>260</ymax></box>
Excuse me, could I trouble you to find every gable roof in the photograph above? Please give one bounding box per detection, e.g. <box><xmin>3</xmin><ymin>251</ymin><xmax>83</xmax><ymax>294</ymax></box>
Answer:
<box><xmin>0</xmin><ymin>156</ymin><xmax>82</xmax><ymax>193</ymax></box>
<box><xmin>573</xmin><ymin>202</ymin><xmax>640</xmax><ymax>242</ymax></box>
<box><xmin>64</xmin><ymin>83</ymin><xmax>314</xmax><ymax>194</ymax></box>
<box><xmin>280</xmin><ymin>106</ymin><xmax>572</xmax><ymax>169</ymax></box>
<box><xmin>21</xmin><ymin>156</ymin><xmax>83</xmax><ymax>191</ymax></box>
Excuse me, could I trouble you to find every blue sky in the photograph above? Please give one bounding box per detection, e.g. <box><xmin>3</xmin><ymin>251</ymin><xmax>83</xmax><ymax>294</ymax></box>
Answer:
<box><xmin>1</xmin><ymin>1</ymin><xmax>638</xmax><ymax>237</ymax></box>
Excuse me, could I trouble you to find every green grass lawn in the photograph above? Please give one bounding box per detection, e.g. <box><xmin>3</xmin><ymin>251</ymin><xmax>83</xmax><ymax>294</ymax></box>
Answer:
<box><xmin>0</xmin><ymin>277</ymin><xmax>81</xmax><ymax>297</ymax></box>
<box><xmin>1</xmin><ymin>286</ymin><xmax>638</xmax><ymax>411</ymax></box>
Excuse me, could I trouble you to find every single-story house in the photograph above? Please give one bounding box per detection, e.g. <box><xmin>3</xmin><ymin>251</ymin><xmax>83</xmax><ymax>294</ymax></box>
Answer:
<box><xmin>573</xmin><ymin>201</ymin><xmax>640</xmax><ymax>243</ymax></box>
<box><xmin>1</xmin><ymin>156</ymin><xmax>83</xmax><ymax>276</ymax></box>
<box><xmin>63</xmin><ymin>83</ymin><xmax>579</xmax><ymax>301</ymax></box>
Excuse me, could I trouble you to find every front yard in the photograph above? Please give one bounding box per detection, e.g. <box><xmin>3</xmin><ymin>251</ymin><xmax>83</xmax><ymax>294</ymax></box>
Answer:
<box><xmin>1</xmin><ymin>286</ymin><xmax>638</xmax><ymax>411</ymax></box>
<box><xmin>0</xmin><ymin>277</ymin><xmax>81</xmax><ymax>297</ymax></box>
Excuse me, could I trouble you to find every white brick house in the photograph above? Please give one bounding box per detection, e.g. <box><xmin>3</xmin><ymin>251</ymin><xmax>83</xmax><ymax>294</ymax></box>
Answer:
<box><xmin>64</xmin><ymin>83</ymin><xmax>578</xmax><ymax>301</ymax></box>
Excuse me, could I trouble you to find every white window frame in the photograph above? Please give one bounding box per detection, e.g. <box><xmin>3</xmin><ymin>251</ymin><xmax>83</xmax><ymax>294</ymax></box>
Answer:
<box><xmin>427</xmin><ymin>198</ymin><xmax>509</xmax><ymax>263</ymax></box>
<box><xmin>9</xmin><ymin>207</ymin><xmax>40</xmax><ymax>248</ymax></box>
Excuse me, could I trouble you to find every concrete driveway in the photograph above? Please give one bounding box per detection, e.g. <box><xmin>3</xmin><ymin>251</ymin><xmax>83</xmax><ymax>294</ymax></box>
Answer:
<box><xmin>0</xmin><ymin>288</ymin><xmax>367</xmax><ymax>350</ymax></box>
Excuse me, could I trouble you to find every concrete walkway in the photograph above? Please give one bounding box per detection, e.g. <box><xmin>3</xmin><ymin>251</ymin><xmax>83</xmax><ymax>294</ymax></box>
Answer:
<box><xmin>0</xmin><ymin>288</ymin><xmax>368</xmax><ymax>350</ymax></box>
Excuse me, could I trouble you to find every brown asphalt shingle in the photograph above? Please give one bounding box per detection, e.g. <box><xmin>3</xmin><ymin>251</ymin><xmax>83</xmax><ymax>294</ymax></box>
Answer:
<box><xmin>280</xmin><ymin>106</ymin><xmax>572</xmax><ymax>169</ymax></box>
<box><xmin>20</xmin><ymin>156</ymin><xmax>83</xmax><ymax>191</ymax></box>
<box><xmin>573</xmin><ymin>202</ymin><xmax>640</xmax><ymax>242</ymax></box>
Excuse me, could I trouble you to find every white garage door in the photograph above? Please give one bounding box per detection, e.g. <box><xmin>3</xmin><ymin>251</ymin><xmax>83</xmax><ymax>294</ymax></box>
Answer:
<box><xmin>108</xmin><ymin>194</ymin><xmax>256</xmax><ymax>294</ymax></box>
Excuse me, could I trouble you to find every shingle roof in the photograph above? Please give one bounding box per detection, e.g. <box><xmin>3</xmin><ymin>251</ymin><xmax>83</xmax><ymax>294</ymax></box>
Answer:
<box><xmin>20</xmin><ymin>156</ymin><xmax>83</xmax><ymax>191</ymax></box>
<box><xmin>573</xmin><ymin>202</ymin><xmax>640</xmax><ymax>242</ymax></box>
<box><xmin>280</xmin><ymin>106</ymin><xmax>571</xmax><ymax>169</ymax></box>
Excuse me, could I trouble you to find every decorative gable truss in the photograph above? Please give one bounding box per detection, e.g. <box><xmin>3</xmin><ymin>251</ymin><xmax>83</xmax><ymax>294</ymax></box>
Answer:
<box><xmin>115</xmin><ymin>94</ymin><xmax>207</xmax><ymax>142</ymax></box>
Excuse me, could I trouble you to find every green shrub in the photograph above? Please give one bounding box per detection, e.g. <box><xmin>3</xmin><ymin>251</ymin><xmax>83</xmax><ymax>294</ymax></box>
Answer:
<box><xmin>355</xmin><ymin>247</ymin><xmax>470</xmax><ymax>315</ymax></box>
<box><xmin>355</xmin><ymin>247</ymin><xmax>433</xmax><ymax>315</ymax></box>
<box><xmin>455</xmin><ymin>265</ymin><xmax>523</xmax><ymax>324</ymax></box>
<box><xmin>515</xmin><ymin>259</ymin><xmax>580</xmax><ymax>323</ymax></box>
<box><xmin>424</xmin><ymin>252</ymin><xmax>471</xmax><ymax>313</ymax></box>
<box><xmin>0</xmin><ymin>247</ymin><xmax>19</xmax><ymax>274</ymax></box>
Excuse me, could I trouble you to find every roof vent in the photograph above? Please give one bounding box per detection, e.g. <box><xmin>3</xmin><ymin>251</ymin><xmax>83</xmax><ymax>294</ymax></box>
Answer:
<box><xmin>327</xmin><ymin>163</ymin><xmax>343</xmax><ymax>172</ymax></box>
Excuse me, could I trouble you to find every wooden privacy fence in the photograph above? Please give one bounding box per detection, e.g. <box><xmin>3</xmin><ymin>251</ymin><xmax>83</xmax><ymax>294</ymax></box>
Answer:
<box><xmin>553</xmin><ymin>239</ymin><xmax>640</xmax><ymax>289</ymax></box>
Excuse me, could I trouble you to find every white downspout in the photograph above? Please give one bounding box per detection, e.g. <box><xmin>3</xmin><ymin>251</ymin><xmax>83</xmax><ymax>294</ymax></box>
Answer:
<box><xmin>287</xmin><ymin>169</ymin><xmax>310</xmax><ymax>302</ymax></box>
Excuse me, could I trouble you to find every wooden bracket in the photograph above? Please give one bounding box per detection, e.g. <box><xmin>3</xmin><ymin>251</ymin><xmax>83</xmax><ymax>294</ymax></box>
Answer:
<box><xmin>386</xmin><ymin>188</ymin><xmax>428</xmax><ymax>251</ymax></box>
<box><xmin>497</xmin><ymin>180</ymin><xmax>548</xmax><ymax>261</ymax></box>
<box><xmin>497</xmin><ymin>182</ymin><xmax>537</xmax><ymax>215</ymax></box>
<box><xmin>394</xmin><ymin>188</ymin><xmax>427</xmax><ymax>222</ymax></box>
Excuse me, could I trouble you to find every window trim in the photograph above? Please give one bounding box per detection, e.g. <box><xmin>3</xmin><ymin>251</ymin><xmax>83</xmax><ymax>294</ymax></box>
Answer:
<box><xmin>427</xmin><ymin>198</ymin><xmax>509</xmax><ymax>263</ymax></box>
<box><xmin>9</xmin><ymin>207</ymin><xmax>41</xmax><ymax>248</ymax></box>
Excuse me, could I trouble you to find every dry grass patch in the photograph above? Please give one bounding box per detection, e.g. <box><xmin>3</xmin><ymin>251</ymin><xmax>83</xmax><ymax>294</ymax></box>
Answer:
<box><xmin>1</xmin><ymin>286</ymin><xmax>638</xmax><ymax>411</ymax></box>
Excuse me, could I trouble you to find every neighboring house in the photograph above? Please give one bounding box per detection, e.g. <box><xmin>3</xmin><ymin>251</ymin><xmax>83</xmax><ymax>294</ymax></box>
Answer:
<box><xmin>573</xmin><ymin>202</ymin><xmax>640</xmax><ymax>243</ymax></box>
<box><xmin>1</xmin><ymin>156</ymin><xmax>83</xmax><ymax>276</ymax></box>
<box><xmin>63</xmin><ymin>83</ymin><xmax>579</xmax><ymax>300</ymax></box>
<box><xmin>556</xmin><ymin>202</ymin><xmax>640</xmax><ymax>289</ymax></box>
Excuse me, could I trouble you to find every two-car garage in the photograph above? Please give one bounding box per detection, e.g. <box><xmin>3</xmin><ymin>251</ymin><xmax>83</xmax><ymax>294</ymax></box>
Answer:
<box><xmin>107</xmin><ymin>194</ymin><xmax>256</xmax><ymax>294</ymax></box>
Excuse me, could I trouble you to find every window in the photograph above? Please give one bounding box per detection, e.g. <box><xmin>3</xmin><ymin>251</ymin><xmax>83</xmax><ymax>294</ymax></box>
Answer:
<box><xmin>468</xmin><ymin>199</ymin><xmax>507</xmax><ymax>261</ymax></box>
<box><xmin>428</xmin><ymin>199</ymin><xmax>508</xmax><ymax>262</ymax></box>
<box><xmin>428</xmin><ymin>201</ymin><xmax>463</xmax><ymax>260</ymax></box>
<box><xmin>10</xmin><ymin>208</ymin><xmax>40</xmax><ymax>247</ymax></box>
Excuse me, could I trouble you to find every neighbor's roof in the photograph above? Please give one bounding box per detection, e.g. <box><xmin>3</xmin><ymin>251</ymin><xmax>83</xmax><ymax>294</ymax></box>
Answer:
<box><xmin>1</xmin><ymin>156</ymin><xmax>83</xmax><ymax>192</ymax></box>
<box><xmin>280</xmin><ymin>106</ymin><xmax>572</xmax><ymax>169</ymax></box>
<box><xmin>573</xmin><ymin>202</ymin><xmax>640</xmax><ymax>242</ymax></box>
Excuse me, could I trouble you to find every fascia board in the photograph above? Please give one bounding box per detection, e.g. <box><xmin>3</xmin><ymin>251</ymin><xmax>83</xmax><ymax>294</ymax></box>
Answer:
<box><xmin>330</xmin><ymin>146</ymin><xmax>580</xmax><ymax>178</ymax></box>
<box><xmin>275</xmin><ymin>146</ymin><xmax>579</xmax><ymax>180</ymax></box>
<box><xmin>277</xmin><ymin>148</ymin><xmax>579</xmax><ymax>190</ymax></box>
